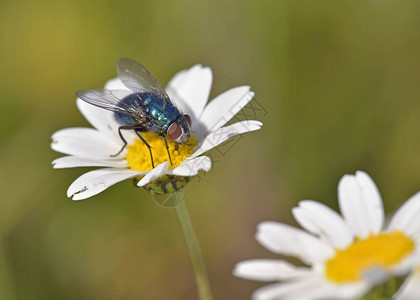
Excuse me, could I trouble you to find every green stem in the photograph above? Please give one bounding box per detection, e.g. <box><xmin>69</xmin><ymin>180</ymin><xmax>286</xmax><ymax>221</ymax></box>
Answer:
<box><xmin>172</xmin><ymin>192</ymin><xmax>213</xmax><ymax>300</ymax></box>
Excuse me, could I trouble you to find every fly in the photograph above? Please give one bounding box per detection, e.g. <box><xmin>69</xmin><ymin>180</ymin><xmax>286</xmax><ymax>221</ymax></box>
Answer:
<box><xmin>76</xmin><ymin>58</ymin><xmax>192</xmax><ymax>169</ymax></box>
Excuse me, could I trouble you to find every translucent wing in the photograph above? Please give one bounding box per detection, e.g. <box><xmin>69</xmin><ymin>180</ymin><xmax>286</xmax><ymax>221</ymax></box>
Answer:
<box><xmin>76</xmin><ymin>89</ymin><xmax>147</xmax><ymax>119</ymax></box>
<box><xmin>117</xmin><ymin>58</ymin><xmax>169</xmax><ymax>99</ymax></box>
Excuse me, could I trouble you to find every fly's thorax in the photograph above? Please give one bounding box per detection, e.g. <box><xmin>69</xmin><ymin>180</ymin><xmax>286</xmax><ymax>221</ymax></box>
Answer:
<box><xmin>143</xmin><ymin>94</ymin><xmax>182</xmax><ymax>131</ymax></box>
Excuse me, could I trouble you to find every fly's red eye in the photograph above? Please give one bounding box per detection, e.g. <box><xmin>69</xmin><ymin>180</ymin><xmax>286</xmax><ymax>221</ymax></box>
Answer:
<box><xmin>184</xmin><ymin>114</ymin><xmax>192</xmax><ymax>126</ymax></box>
<box><xmin>167</xmin><ymin>122</ymin><xmax>182</xmax><ymax>140</ymax></box>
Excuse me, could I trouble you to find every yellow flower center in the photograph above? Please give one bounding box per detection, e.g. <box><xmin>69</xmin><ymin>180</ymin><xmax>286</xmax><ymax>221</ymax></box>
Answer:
<box><xmin>325</xmin><ymin>231</ymin><xmax>415</xmax><ymax>283</ymax></box>
<box><xmin>125</xmin><ymin>132</ymin><xmax>198</xmax><ymax>172</ymax></box>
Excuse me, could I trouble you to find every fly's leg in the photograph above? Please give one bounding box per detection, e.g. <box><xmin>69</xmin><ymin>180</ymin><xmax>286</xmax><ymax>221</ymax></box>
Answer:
<box><xmin>134</xmin><ymin>129</ymin><xmax>155</xmax><ymax>169</ymax></box>
<box><xmin>111</xmin><ymin>125</ymin><xmax>137</xmax><ymax>157</ymax></box>
<box><xmin>160</xmin><ymin>134</ymin><xmax>173</xmax><ymax>166</ymax></box>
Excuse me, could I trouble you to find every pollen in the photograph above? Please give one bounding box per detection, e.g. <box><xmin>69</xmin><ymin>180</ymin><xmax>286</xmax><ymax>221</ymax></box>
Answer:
<box><xmin>325</xmin><ymin>231</ymin><xmax>415</xmax><ymax>283</ymax></box>
<box><xmin>125</xmin><ymin>132</ymin><xmax>198</xmax><ymax>172</ymax></box>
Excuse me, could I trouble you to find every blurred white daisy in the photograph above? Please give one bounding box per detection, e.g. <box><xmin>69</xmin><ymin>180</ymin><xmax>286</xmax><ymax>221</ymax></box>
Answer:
<box><xmin>234</xmin><ymin>171</ymin><xmax>420</xmax><ymax>300</ymax></box>
<box><xmin>51</xmin><ymin>62</ymin><xmax>262</xmax><ymax>200</ymax></box>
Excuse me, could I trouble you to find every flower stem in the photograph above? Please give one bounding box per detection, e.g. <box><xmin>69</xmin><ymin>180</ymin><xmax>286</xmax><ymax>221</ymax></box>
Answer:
<box><xmin>171</xmin><ymin>192</ymin><xmax>213</xmax><ymax>300</ymax></box>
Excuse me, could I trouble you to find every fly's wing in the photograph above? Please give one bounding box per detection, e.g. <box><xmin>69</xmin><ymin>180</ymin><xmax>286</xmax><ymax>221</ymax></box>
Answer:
<box><xmin>76</xmin><ymin>89</ymin><xmax>148</xmax><ymax>120</ymax></box>
<box><xmin>117</xmin><ymin>58</ymin><xmax>170</xmax><ymax>100</ymax></box>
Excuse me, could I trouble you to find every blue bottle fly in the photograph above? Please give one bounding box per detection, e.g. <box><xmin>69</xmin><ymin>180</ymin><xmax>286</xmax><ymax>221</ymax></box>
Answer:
<box><xmin>76</xmin><ymin>58</ymin><xmax>192</xmax><ymax>168</ymax></box>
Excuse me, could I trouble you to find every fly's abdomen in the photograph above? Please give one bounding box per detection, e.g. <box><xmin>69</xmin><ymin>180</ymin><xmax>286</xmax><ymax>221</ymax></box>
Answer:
<box><xmin>115</xmin><ymin>113</ymin><xmax>137</xmax><ymax>125</ymax></box>
<box><xmin>114</xmin><ymin>93</ymin><xmax>142</xmax><ymax>125</ymax></box>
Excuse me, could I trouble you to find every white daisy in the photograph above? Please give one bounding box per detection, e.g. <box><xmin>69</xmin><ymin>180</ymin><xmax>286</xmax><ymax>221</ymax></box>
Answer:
<box><xmin>234</xmin><ymin>171</ymin><xmax>420</xmax><ymax>300</ymax></box>
<box><xmin>51</xmin><ymin>61</ymin><xmax>262</xmax><ymax>200</ymax></box>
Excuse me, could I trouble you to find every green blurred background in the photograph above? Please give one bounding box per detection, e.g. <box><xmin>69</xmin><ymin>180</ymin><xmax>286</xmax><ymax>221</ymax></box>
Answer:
<box><xmin>1</xmin><ymin>0</ymin><xmax>420</xmax><ymax>299</ymax></box>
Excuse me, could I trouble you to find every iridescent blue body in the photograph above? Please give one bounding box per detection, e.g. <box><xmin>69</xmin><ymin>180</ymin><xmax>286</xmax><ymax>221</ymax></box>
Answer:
<box><xmin>114</xmin><ymin>92</ymin><xmax>181</xmax><ymax>133</ymax></box>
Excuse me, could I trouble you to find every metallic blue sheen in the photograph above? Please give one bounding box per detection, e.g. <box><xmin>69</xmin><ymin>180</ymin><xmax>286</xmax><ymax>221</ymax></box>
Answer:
<box><xmin>141</xmin><ymin>93</ymin><xmax>179</xmax><ymax>131</ymax></box>
<box><xmin>114</xmin><ymin>92</ymin><xmax>180</xmax><ymax>132</ymax></box>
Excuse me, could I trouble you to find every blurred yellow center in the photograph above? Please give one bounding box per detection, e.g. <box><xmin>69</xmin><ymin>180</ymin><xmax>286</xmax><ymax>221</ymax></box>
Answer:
<box><xmin>325</xmin><ymin>231</ymin><xmax>414</xmax><ymax>283</ymax></box>
<box><xmin>125</xmin><ymin>132</ymin><xmax>197</xmax><ymax>172</ymax></box>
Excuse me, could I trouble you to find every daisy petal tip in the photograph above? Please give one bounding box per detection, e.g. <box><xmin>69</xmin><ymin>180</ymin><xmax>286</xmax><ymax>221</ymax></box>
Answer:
<box><xmin>204</xmin><ymin>163</ymin><xmax>211</xmax><ymax>172</ymax></box>
<box><xmin>51</xmin><ymin>157</ymin><xmax>63</xmax><ymax>168</ymax></box>
<box><xmin>66</xmin><ymin>177</ymin><xmax>94</xmax><ymax>200</ymax></box>
<box><xmin>232</xmin><ymin>261</ymin><xmax>254</xmax><ymax>279</ymax></box>
<box><xmin>291</xmin><ymin>207</ymin><xmax>300</xmax><ymax>219</ymax></box>
<box><xmin>256</xmin><ymin>221</ymin><xmax>279</xmax><ymax>236</ymax></box>
<box><xmin>136</xmin><ymin>162</ymin><xmax>169</xmax><ymax>187</ymax></box>
<box><xmin>355</xmin><ymin>171</ymin><xmax>376</xmax><ymax>186</ymax></box>
<box><xmin>168</xmin><ymin>156</ymin><xmax>211</xmax><ymax>177</ymax></box>
<box><xmin>200</xmin><ymin>156</ymin><xmax>212</xmax><ymax>171</ymax></box>
<box><xmin>190</xmin><ymin>63</ymin><xmax>203</xmax><ymax>69</ymax></box>
<box><xmin>204</xmin><ymin>65</ymin><xmax>212</xmax><ymax>73</ymax></box>
<box><xmin>238</xmin><ymin>85</ymin><xmax>251</xmax><ymax>91</ymax></box>
<box><xmin>136</xmin><ymin>180</ymin><xmax>147</xmax><ymax>188</ymax></box>
<box><xmin>67</xmin><ymin>183</ymin><xmax>102</xmax><ymax>201</ymax></box>
<box><xmin>355</xmin><ymin>170</ymin><xmax>368</xmax><ymax>177</ymax></box>
<box><xmin>248</xmin><ymin>120</ymin><xmax>263</xmax><ymax>130</ymax></box>
<box><xmin>66</xmin><ymin>186</ymin><xmax>84</xmax><ymax>200</ymax></box>
<box><xmin>70</xmin><ymin>194</ymin><xmax>84</xmax><ymax>201</ymax></box>
<box><xmin>189</xmin><ymin>156</ymin><xmax>212</xmax><ymax>173</ymax></box>
<box><xmin>195</xmin><ymin>64</ymin><xmax>212</xmax><ymax>74</ymax></box>
<box><xmin>297</xmin><ymin>199</ymin><xmax>312</xmax><ymax>207</ymax></box>
<box><xmin>71</xmin><ymin>192</ymin><xmax>95</xmax><ymax>201</ymax></box>
<box><xmin>232</xmin><ymin>263</ymin><xmax>243</xmax><ymax>277</ymax></box>
<box><xmin>339</xmin><ymin>173</ymin><xmax>353</xmax><ymax>184</ymax></box>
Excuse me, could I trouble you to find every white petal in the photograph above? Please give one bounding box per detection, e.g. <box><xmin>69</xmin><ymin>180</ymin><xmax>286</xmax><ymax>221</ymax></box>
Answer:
<box><xmin>329</xmin><ymin>282</ymin><xmax>371</xmax><ymax>299</ymax></box>
<box><xmin>67</xmin><ymin>168</ymin><xmax>143</xmax><ymax>200</ymax></box>
<box><xmin>252</xmin><ymin>281</ymin><xmax>308</xmax><ymax>300</ymax></box>
<box><xmin>292</xmin><ymin>200</ymin><xmax>353</xmax><ymax>249</ymax></box>
<box><xmin>137</xmin><ymin>162</ymin><xmax>169</xmax><ymax>187</ymax></box>
<box><xmin>233</xmin><ymin>259</ymin><xmax>310</xmax><ymax>282</ymax></box>
<box><xmin>281</xmin><ymin>282</ymin><xmax>366</xmax><ymax>300</ymax></box>
<box><xmin>76</xmin><ymin>99</ymin><xmax>122</xmax><ymax>143</ymax></box>
<box><xmin>191</xmin><ymin>120</ymin><xmax>263</xmax><ymax>158</ymax></box>
<box><xmin>388</xmin><ymin>192</ymin><xmax>420</xmax><ymax>238</ymax></box>
<box><xmin>195</xmin><ymin>86</ymin><xmax>254</xmax><ymax>137</ymax></box>
<box><xmin>338</xmin><ymin>171</ymin><xmax>384</xmax><ymax>239</ymax></box>
<box><xmin>166</xmin><ymin>156</ymin><xmax>211</xmax><ymax>176</ymax></box>
<box><xmin>104</xmin><ymin>77</ymin><xmax>130</xmax><ymax>90</ymax></box>
<box><xmin>395</xmin><ymin>268</ymin><xmax>420</xmax><ymax>300</ymax></box>
<box><xmin>354</xmin><ymin>171</ymin><xmax>385</xmax><ymax>232</ymax></box>
<box><xmin>252</xmin><ymin>277</ymin><xmax>322</xmax><ymax>300</ymax></box>
<box><xmin>303</xmin><ymin>282</ymin><xmax>371</xmax><ymax>300</ymax></box>
<box><xmin>253</xmin><ymin>279</ymin><xmax>369</xmax><ymax>300</ymax></box>
<box><xmin>256</xmin><ymin>222</ymin><xmax>334</xmax><ymax>265</ymax></box>
<box><xmin>165</xmin><ymin>65</ymin><xmax>212</xmax><ymax>123</ymax></box>
<box><xmin>51</xmin><ymin>127</ymin><xmax>124</xmax><ymax>159</ymax></box>
<box><xmin>52</xmin><ymin>156</ymin><xmax>127</xmax><ymax>169</ymax></box>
